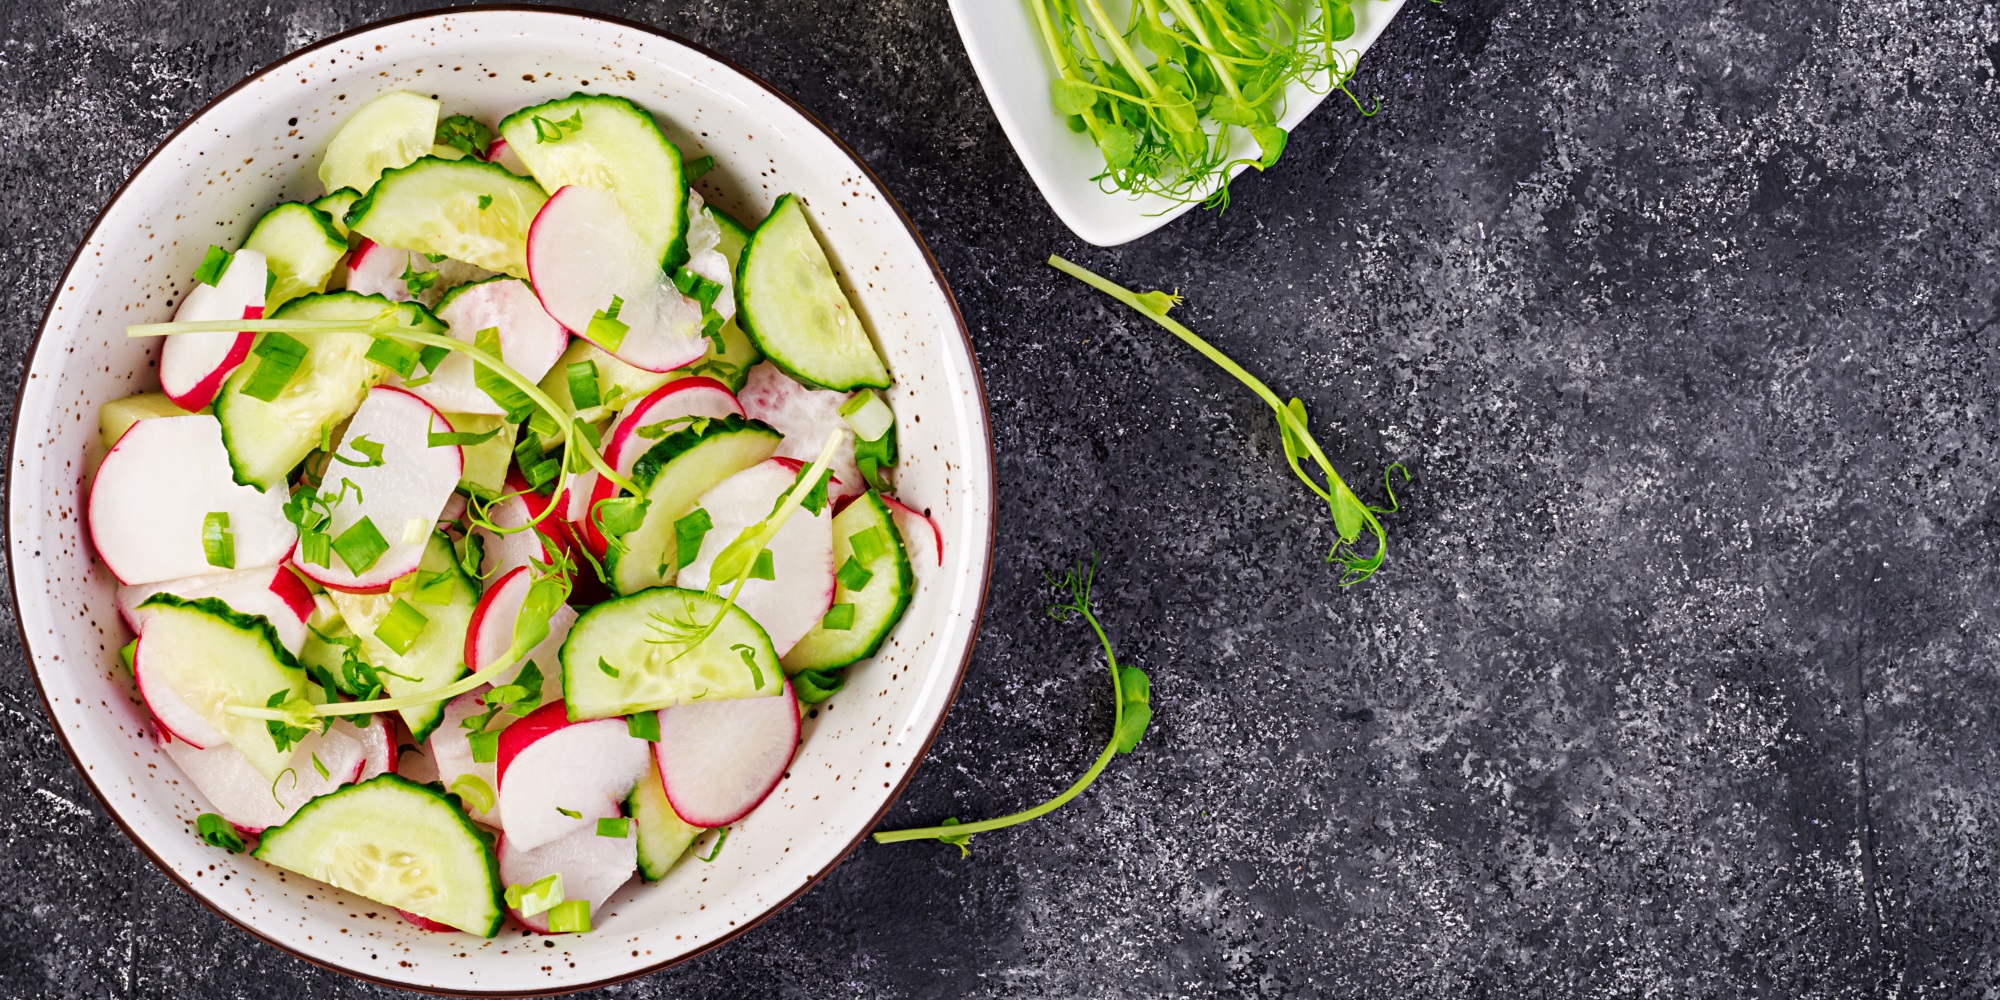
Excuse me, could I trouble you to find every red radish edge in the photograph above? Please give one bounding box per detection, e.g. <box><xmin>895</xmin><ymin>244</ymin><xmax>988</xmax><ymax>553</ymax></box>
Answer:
<box><xmin>494</xmin><ymin>700</ymin><xmax>573</xmax><ymax>787</ymax></box>
<box><xmin>400</xmin><ymin>910</ymin><xmax>458</xmax><ymax>933</ymax></box>
<box><xmin>463</xmin><ymin>565</ymin><xmax>530</xmax><ymax>674</ymax></box>
<box><xmin>163</xmin><ymin>304</ymin><xmax>260</xmax><ymax>412</ymax></box>
<box><xmin>654</xmin><ymin>677</ymin><xmax>800</xmax><ymax>827</ymax></box>
<box><xmin>880</xmin><ymin>495</ymin><xmax>944</xmax><ymax>567</ymax></box>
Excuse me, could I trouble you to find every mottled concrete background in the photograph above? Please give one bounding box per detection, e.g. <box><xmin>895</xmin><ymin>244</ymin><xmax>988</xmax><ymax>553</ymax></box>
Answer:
<box><xmin>4</xmin><ymin>0</ymin><xmax>1999</xmax><ymax>997</ymax></box>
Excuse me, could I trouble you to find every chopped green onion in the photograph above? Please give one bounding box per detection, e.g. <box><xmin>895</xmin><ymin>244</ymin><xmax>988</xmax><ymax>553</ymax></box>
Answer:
<box><xmin>417</xmin><ymin>343</ymin><xmax>450</xmax><ymax>374</ymax></box>
<box><xmin>555</xmin><ymin>805</ymin><xmax>582</xmax><ymax>819</ymax></box>
<box><xmin>506</xmin><ymin>872</ymin><xmax>563</xmax><ymax>916</ymax></box>
<box><xmin>695</xmin><ymin>827</ymin><xmax>729</xmax><ymax>863</ymax></box>
<box><xmin>531</xmin><ymin>111</ymin><xmax>582</xmax><ymax>143</ymax></box>
<box><xmin>523</xmin><ymin>456</ymin><xmax>562</xmax><ymax>491</ymax></box>
<box><xmin>331</xmin><ymin>516</ymin><xmax>390</xmax><ymax>574</ymax></box>
<box><xmin>597</xmin><ymin>657</ymin><xmax>620</xmax><ymax>678</ymax></box>
<box><xmin>684</xmin><ymin>154</ymin><xmax>716</xmax><ymax>181</ymax></box>
<box><xmin>450</xmin><ymin>774</ymin><xmax>496</xmax><ymax>814</ymax></box>
<box><xmin>848</xmin><ymin>525</ymin><xmax>890</xmax><ymax>564</ymax></box>
<box><xmin>594</xmin><ymin>496</ymin><xmax>648</xmax><ymax>540</ymax></box>
<box><xmin>672</xmin><ymin>268</ymin><xmax>723</xmax><ymax>311</ymax></box>
<box><xmin>839</xmin><ymin>389</ymin><xmax>895</xmax><ymax>442</ymax></box>
<box><xmin>478</xmin><ymin>194</ymin><xmax>493</xmax><ymax>210</ymax></box>
<box><xmin>374</xmin><ymin>599</ymin><xmax>430</xmax><ymax>655</ymax></box>
<box><xmin>595</xmin><ymin>817</ymin><xmax>630</xmax><ymax>839</ymax></box>
<box><xmin>195</xmin><ymin>812</ymin><xmax>245</xmax><ymax>852</ymax></box>
<box><xmin>191</xmin><ymin>245</ymin><xmax>233</xmax><ymax>287</ymax></box>
<box><xmin>793</xmin><ymin>666</ymin><xmax>844</xmax><ymax>703</ymax></box>
<box><xmin>413</xmin><ymin>570</ymin><xmax>455</xmax><ymax>606</ymax></box>
<box><xmin>564</xmin><ymin>419</ymin><xmax>603</xmax><ymax>474</ymax></box>
<box><xmin>749</xmin><ymin>549</ymin><xmax>775</xmax><ymax>581</ymax></box>
<box><xmin>240</xmin><ymin>332</ymin><xmax>308</xmax><ymax>402</ymax></box>
<box><xmin>674</xmin><ymin>508</ymin><xmax>713</xmax><ymax>569</ymax></box>
<box><xmin>626</xmin><ymin>711</ymin><xmax>660</xmax><ymax>742</ymax></box>
<box><xmin>400</xmin><ymin>261</ymin><xmax>441</xmax><ymax>298</ymax></box>
<box><xmin>585</xmin><ymin>297</ymin><xmax>628</xmax><ymax>352</ymax></box>
<box><xmin>471</xmin><ymin>326</ymin><xmax>534</xmax><ymax>416</ymax></box>
<box><xmin>332</xmin><ymin>434</ymin><xmax>385</xmax><ymax>468</ymax></box>
<box><xmin>435</xmin><ymin>114</ymin><xmax>495</xmax><ymax>159</ymax></box>
<box><xmin>117</xmin><ymin>638</ymin><xmax>137</xmax><ymax>674</ymax></box>
<box><xmin>567</xmin><ymin>360</ymin><xmax>602</xmax><ymax>410</ymax></box>
<box><xmin>836</xmin><ymin>556</ymin><xmax>874</xmax><ymax>592</ymax></box>
<box><xmin>428</xmin><ymin>425</ymin><xmax>501</xmax><ymax>448</ymax></box>
<box><xmin>820</xmin><ymin>603</ymin><xmax>856</xmax><ymax>631</ymax></box>
<box><xmin>545</xmin><ymin>899</ymin><xmax>591</xmax><ymax>934</ymax></box>
<box><xmin>467</xmin><ymin>729</ymin><xmax>500</xmax><ymax>764</ymax></box>
<box><xmin>310</xmin><ymin>752</ymin><xmax>330</xmax><ymax>780</ymax></box>
<box><xmin>201</xmin><ymin>511</ymin><xmax>235</xmax><ymax>569</ymax></box>
<box><xmin>366</xmin><ymin>336</ymin><xmax>423</xmax><ymax>377</ymax></box>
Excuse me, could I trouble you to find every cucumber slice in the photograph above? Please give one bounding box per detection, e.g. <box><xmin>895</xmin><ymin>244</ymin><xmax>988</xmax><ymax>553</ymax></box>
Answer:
<box><xmin>602</xmin><ymin>415</ymin><xmax>782</xmax><ymax>595</ymax></box>
<box><xmin>684</xmin><ymin>208</ymin><xmax>763</xmax><ymax>392</ymax></box>
<box><xmin>240</xmin><ymin>202</ymin><xmax>348</xmax><ymax>311</ymax></box>
<box><xmin>134</xmin><ymin>594</ymin><xmax>308</xmax><ymax>780</ymax></box>
<box><xmin>214</xmin><ymin>292</ymin><xmax>441</xmax><ymax>491</ymax></box>
<box><xmin>497</xmin><ymin>93</ymin><xmax>689</xmax><ymax>268</ymax></box>
<box><xmin>319</xmin><ymin>91</ymin><xmax>440</xmax><ymax>196</ymax></box>
<box><xmin>627</xmin><ymin>757</ymin><xmax>705</xmax><ymax>881</ymax></box>
<box><xmin>536</xmin><ymin>339</ymin><xmax>676</xmax><ymax>433</ymax></box>
<box><xmin>736</xmin><ymin>194</ymin><xmax>891</xmax><ymax>392</ymax></box>
<box><xmin>323</xmin><ymin>532</ymin><xmax>478</xmax><ymax>742</ymax></box>
<box><xmin>97</xmin><ymin>392</ymin><xmax>193</xmax><ymax>449</ymax></box>
<box><xmin>310</xmin><ymin>189</ymin><xmax>361</xmax><ymax>240</ymax></box>
<box><xmin>783</xmin><ymin>491</ymin><xmax>915</xmax><ymax>672</ymax></box>
<box><xmin>253</xmin><ymin>774</ymin><xmax>505</xmax><ymax>937</ymax></box>
<box><xmin>444</xmin><ymin>412</ymin><xmax>515</xmax><ymax>500</ymax></box>
<box><xmin>345</xmin><ymin>156</ymin><xmax>549</xmax><ymax>279</ymax></box>
<box><xmin>561</xmin><ymin>586</ymin><xmax>784</xmax><ymax>719</ymax></box>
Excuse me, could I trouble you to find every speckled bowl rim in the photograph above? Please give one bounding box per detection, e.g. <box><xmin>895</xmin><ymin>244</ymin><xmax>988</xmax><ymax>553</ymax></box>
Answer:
<box><xmin>3</xmin><ymin>6</ymin><xmax>995</xmax><ymax>996</ymax></box>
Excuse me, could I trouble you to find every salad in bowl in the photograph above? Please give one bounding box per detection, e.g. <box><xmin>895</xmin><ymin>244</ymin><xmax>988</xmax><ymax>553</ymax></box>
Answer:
<box><xmin>89</xmin><ymin>85</ymin><xmax>943</xmax><ymax>941</ymax></box>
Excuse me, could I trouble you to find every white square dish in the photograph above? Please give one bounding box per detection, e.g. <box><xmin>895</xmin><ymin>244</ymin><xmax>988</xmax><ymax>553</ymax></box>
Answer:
<box><xmin>948</xmin><ymin>0</ymin><xmax>1409</xmax><ymax>246</ymax></box>
<box><xmin>7</xmin><ymin>7</ymin><xmax>994</xmax><ymax>994</ymax></box>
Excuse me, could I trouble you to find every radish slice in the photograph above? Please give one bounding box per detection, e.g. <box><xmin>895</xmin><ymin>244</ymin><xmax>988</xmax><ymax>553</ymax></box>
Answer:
<box><xmin>499</xmin><ymin>825</ymin><xmax>636</xmax><ymax>933</ymax></box>
<box><xmin>136</xmin><ymin>639</ymin><xmax>223</xmax><ymax>748</ymax></box>
<box><xmin>430</xmin><ymin>645</ymin><xmax>567</xmax><ymax>830</ymax></box>
<box><xmin>496</xmin><ymin>702</ymin><xmax>652</xmax><ymax>852</ymax></box>
<box><xmin>355</xmin><ymin>714</ymin><xmax>397</xmax><ymax>780</ymax></box>
<box><xmin>681</xmin><ymin>191</ymin><xmax>735</xmax><ymax>323</ymax></box>
<box><xmin>472</xmin><ymin>473</ymin><xmax>574</xmax><ymax>581</ymax></box>
<box><xmin>438</xmin><ymin>492</ymin><xmax>468</xmax><ymax>526</ymax></box>
<box><xmin>573</xmin><ymin>377</ymin><xmax>745</xmax><ymax>554</ymax></box>
<box><xmin>160</xmin><ymin>248</ymin><xmax>266</xmax><ymax>411</ymax></box>
<box><xmin>401</xmin><ymin>277</ymin><xmax>567</xmax><ymax>415</ymax></box>
<box><xmin>527</xmin><ymin>185</ymin><xmax>705</xmax><ymax>373</ymax></box>
<box><xmin>345</xmin><ymin>238</ymin><xmax>495</xmax><ymax>307</ymax></box>
<box><xmin>88</xmin><ymin>415</ymin><xmax>296</xmax><ymax>586</ymax></box>
<box><xmin>160</xmin><ymin>719</ymin><xmax>367</xmax><ymax>832</ymax></box>
<box><xmin>293</xmin><ymin>387</ymin><xmax>462</xmax><ymax>592</ymax></box>
<box><xmin>464</xmin><ymin>565</ymin><xmax>575</xmax><ymax>676</ymax></box>
<box><xmin>119</xmin><ymin>564</ymin><xmax>315</xmax><ymax>654</ymax></box>
<box><xmin>485</xmin><ymin>136</ymin><xmax>529</xmax><ymax>176</ymax></box>
<box><xmin>675</xmin><ymin>460</ymin><xmax>835</xmax><ymax>656</ymax></box>
<box><xmin>738</xmin><ymin>363</ymin><xmax>864</xmax><ymax>502</ymax></box>
<box><xmin>880</xmin><ymin>495</ymin><xmax>943</xmax><ymax>569</ymax></box>
<box><xmin>399</xmin><ymin>910</ymin><xmax>458</xmax><ymax>933</ymax></box>
<box><xmin>653</xmin><ymin>676</ymin><xmax>799</xmax><ymax>827</ymax></box>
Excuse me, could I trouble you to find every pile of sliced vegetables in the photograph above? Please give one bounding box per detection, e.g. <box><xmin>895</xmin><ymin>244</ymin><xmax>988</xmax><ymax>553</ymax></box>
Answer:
<box><xmin>92</xmin><ymin>89</ymin><xmax>943</xmax><ymax>938</ymax></box>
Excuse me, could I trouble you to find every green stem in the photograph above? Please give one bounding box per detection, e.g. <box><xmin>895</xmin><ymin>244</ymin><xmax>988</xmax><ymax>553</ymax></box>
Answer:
<box><xmin>1160</xmin><ymin>0</ymin><xmax>1245</xmax><ymax>101</ymax></box>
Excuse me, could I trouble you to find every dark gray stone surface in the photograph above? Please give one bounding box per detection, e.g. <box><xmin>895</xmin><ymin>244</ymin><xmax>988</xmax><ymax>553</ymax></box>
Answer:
<box><xmin>4</xmin><ymin>0</ymin><xmax>2000</xmax><ymax>996</ymax></box>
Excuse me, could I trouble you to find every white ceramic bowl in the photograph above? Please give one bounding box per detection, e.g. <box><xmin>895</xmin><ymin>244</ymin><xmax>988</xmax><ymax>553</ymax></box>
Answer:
<box><xmin>948</xmin><ymin>0</ymin><xmax>1408</xmax><ymax>246</ymax></box>
<box><xmin>6</xmin><ymin>7</ymin><xmax>994</xmax><ymax>994</ymax></box>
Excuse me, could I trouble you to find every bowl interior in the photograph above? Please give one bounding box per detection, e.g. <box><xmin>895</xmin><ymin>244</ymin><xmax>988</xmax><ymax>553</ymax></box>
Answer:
<box><xmin>947</xmin><ymin>0</ymin><xmax>1409</xmax><ymax>246</ymax></box>
<box><xmin>8</xmin><ymin>8</ymin><xmax>991</xmax><ymax>994</ymax></box>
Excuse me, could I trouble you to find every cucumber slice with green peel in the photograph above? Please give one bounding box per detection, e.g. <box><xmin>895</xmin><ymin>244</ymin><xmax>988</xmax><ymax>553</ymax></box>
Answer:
<box><xmin>309</xmin><ymin>189</ymin><xmax>361</xmax><ymax>240</ymax></box>
<box><xmin>627</xmin><ymin>757</ymin><xmax>705</xmax><ymax>881</ymax></box>
<box><xmin>240</xmin><ymin>202</ymin><xmax>348</xmax><ymax>310</ymax></box>
<box><xmin>782</xmin><ymin>491</ymin><xmax>915</xmax><ymax>673</ymax></box>
<box><xmin>133</xmin><ymin>594</ymin><xmax>309</xmax><ymax>781</ymax></box>
<box><xmin>497</xmin><ymin>93</ymin><xmax>689</xmax><ymax>269</ymax></box>
<box><xmin>536</xmin><ymin>339</ymin><xmax>677</xmax><ymax>433</ymax></box>
<box><xmin>214</xmin><ymin>292</ymin><xmax>441</xmax><ymax>491</ymax></box>
<box><xmin>446</xmin><ymin>412</ymin><xmax>516</xmax><ymax>499</ymax></box>
<box><xmin>345</xmin><ymin>157</ymin><xmax>549</xmax><ymax>278</ymax></box>
<box><xmin>97</xmin><ymin>392</ymin><xmax>193</xmax><ymax>450</ymax></box>
<box><xmin>736</xmin><ymin>194</ymin><xmax>891</xmax><ymax>392</ymax></box>
<box><xmin>322</xmin><ymin>532</ymin><xmax>478</xmax><ymax>742</ymax></box>
<box><xmin>601</xmin><ymin>415</ymin><xmax>782</xmax><ymax>595</ymax></box>
<box><xmin>683</xmin><ymin>207</ymin><xmax>763</xmax><ymax>392</ymax></box>
<box><xmin>252</xmin><ymin>774</ymin><xmax>505</xmax><ymax>938</ymax></box>
<box><xmin>318</xmin><ymin>91</ymin><xmax>440</xmax><ymax>196</ymax></box>
<box><xmin>560</xmin><ymin>586</ymin><xmax>785</xmax><ymax>720</ymax></box>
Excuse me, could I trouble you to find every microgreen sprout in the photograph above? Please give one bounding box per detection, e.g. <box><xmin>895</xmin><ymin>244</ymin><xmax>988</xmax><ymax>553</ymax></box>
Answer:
<box><xmin>873</xmin><ymin>556</ymin><xmax>1151</xmax><ymax>853</ymax></box>
<box><xmin>1048</xmin><ymin>254</ymin><xmax>1406</xmax><ymax>584</ymax></box>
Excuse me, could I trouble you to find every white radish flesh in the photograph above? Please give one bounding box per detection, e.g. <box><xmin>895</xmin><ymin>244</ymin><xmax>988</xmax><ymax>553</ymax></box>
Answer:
<box><xmin>161</xmin><ymin>720</ymin><xmax>368</xmax><ymax>832</ymax></box>
<box><xmin>653</xmin><ymin>676</ymin><xmax>800</xmax><ymax>827</ymax></box>
<box><xmin>738</xmin><ymin>362</ymin><xmax>864</xmax><ymax>502</ymax></box>
<box><xmin>527</xmin><ymin>185</ymin><xmax>705</xmax><ymax>373</ymax></box>
<box><xmin>675</xmin><ymin>459</ymin><xmax>835</xmax><ymax>656</ymax></box>
<box><xmin>499</xmin><ymin>826</ymin><xmax>636</xmax><ymax>933</ymax></box>
<box><xmin>292</xmin><ymin>387</ymin><xmax>461</xmax><ymax>592</ymax></box>
<box><xmin>881</xmin><ymin>494</ymin><xmax>944</xmax><ymax>569</ymax></box>
<box><xmin>345</xmin><ymin>239</ymin><xmax>495</xmax><ymax>307</ymax></box>
<box><xmin>496</xmin><ymin>708</ymin><xmax>652</xmax><ymax>852</ymax></box>
<box><xmin>575</xmin><ymin>377</ymin><xmax>744</xmax><ymax>553</ymax></box>
<box><xmin>681</xmin><ymin>190</ymin><xmax>736</xmax><ymax>323</ymax></box>
<box><xmin>160</xmin><ymin>249</ymin><xmax>266</xmax><ymax>411</ymax></box>
<box><xmin>88</xmin><ymin>415</ymin><xmax>296</xmax><ymax>586</ymax></box>
<box><xmin>403</xmin><ymin>277</ymin><xmax>568</xmax><ymax>415</ymax></box>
